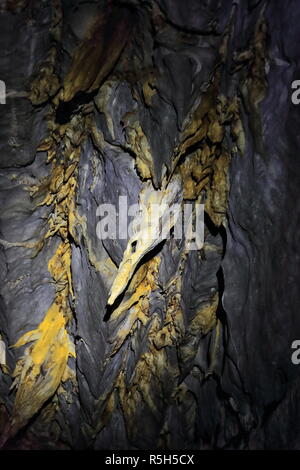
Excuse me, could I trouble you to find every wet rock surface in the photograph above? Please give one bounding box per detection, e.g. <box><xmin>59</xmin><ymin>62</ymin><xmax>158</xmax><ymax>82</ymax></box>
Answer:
<box><xmin>0</xmin><ymin>0</ymin><xmax>299</xmax><ymax>450</ymax></box>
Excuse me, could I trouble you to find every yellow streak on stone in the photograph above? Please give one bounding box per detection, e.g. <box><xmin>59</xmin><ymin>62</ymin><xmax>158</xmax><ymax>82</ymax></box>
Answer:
<box><xmin>48</xmin><ymin>241</ymin><xmax>74</xmax><ymax>299</ymax></box>
<box><xmin>205</xmin><ymin>152</ymin><xmax>230</xmax><ymax>227</ymax></box>
<box><xmin>107</xmin><ymin>177</ymin><xmax>182</xmax><ymax>306</ymax></box>
<box><xmin>108</xmin><ymin>257</ymin><xmax>160</xmax><ymax>357</ymax></box>
<box><xmin>11</xmin><ymin>301</ymin><xmax>74</xmax><ymax>434</ymax></box>
<box><xmin>190</xmin><ymin>293</ymin><xmax>219</xmax><ymax>335</ymax></box>
<box><xmin>126</xmin><ymin>124</ymin><xmax>154</xmax><ymax>180</ymax></box>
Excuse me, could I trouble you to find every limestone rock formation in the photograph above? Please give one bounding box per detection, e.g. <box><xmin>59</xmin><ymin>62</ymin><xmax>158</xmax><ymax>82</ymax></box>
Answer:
<box><xmin>0</xmin><ymin>0</ymin><xmax>299</xmax><ymax>450</ymax></box>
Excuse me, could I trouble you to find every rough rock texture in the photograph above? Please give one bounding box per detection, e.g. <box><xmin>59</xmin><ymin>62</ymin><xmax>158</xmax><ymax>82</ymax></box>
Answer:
<box><xmin>0</xmin><ymin>0</ymin><xmax>299</xmax><ymax>450</ymax></box>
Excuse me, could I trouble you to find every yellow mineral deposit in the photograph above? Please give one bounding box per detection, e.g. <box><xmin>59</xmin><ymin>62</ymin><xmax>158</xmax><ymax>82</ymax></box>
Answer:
<box><xmin>108</xmin><ymin>256</ymin><xmax>160</xmax><ymax>357</ymax></box>
<box><xmin>4</xmin><ymin>44</ymin><xmax>92</xmax><ymax>443</ymax></box>
<box><xmin>107</xmin><ymin>176</ymin><xmax>182</xmax><ymax>307</ymax></box>
<box><xmin>10</xmin><ymin>302</ymin><xmax>75</xmax><ymax>436</ymax></box>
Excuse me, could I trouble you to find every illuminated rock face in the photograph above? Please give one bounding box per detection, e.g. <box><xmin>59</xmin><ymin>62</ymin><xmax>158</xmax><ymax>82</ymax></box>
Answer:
<box><xmin>0</xmin><ymin>0</ymin><xmax>299</xmax><ymax>450</ymax></box>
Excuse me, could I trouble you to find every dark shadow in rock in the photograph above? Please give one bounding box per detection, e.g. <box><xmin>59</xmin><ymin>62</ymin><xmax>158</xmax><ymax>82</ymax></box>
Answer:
<box><xmin>55</xmin><ymin>90</ymin><xmax>97</xmax><ymax>124</ymax></box>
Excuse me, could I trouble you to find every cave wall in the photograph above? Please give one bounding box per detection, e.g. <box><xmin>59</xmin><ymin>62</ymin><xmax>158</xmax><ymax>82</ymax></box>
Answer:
<box><xmin>0</xmin><ymin>0</ymin><xmax>299</xmax><ymax>450</ymax></box>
